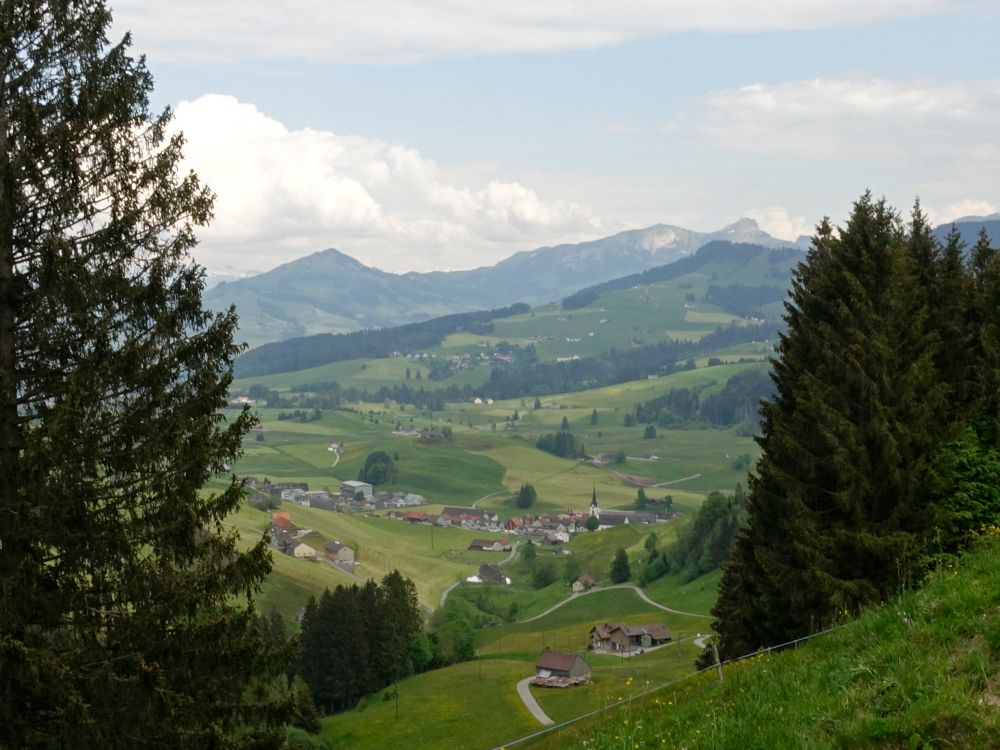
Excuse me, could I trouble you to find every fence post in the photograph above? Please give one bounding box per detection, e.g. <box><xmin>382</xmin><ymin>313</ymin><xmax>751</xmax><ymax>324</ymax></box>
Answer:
<box><xmin>712</xmin><ymin>642</ymin><xmax>724</xmax><ymax>683</ymax></box>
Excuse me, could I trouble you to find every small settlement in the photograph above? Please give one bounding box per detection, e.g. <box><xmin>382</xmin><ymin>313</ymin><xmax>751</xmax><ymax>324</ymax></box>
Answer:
<box><xmin>589</xmin><ymin>622</ymin><xmax>673</xmax><ymax>654</ymax></box>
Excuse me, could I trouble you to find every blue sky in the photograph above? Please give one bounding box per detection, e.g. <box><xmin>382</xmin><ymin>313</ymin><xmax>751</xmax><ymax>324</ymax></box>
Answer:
<box><xmin>113</xmin><ymin>1</ymin><xmax>1000</xmax><ymax>274</ymax></box>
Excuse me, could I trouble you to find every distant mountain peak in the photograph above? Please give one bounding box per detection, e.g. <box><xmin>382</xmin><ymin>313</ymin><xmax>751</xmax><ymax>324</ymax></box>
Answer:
<box><xmin>726</xmin><ymin>217</ymin><xmax>761</xmax><ymax>232</ymax></box>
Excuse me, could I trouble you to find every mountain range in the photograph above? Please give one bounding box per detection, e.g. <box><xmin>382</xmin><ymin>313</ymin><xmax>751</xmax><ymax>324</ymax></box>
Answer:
<box><xmin>204</xmin><ymin>218</ymin><xmax>807</xmax><ymax>348</ymax></box>
<box><xmin>206</xmin><ymin>215</ymin><xmax>1000</xmax><ymax>350</ymax></box>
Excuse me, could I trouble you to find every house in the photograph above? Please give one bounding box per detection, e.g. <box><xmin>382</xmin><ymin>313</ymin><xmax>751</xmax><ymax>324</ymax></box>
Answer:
<box><xmin>281</xmin><ymin>488</ymin><xmax>305</xmax><ymax>502</ymax></box>
<box><xmin>572</xmin><ymin>574</ymin><xmax>596</xmax><ymax>594</ymax></box>
<box><xmin>589</xmin><ymin>622</ymin><xmax>672</xmax><ymax>652</ymax></box>
<box><xmin>402</xmin><ymin>510</ymin><xmax>434</xmax><ymax>524</ymax></box>
<box><xmin>468</xmin><ymin>538</ymin><xmax>512</xmax><ymax>552</ymax></box>
<box><xmin>340</xmin><ymin>480</ymin><xmax>374</xmax><ymax>501</ymax></box>
<box><xmin>324</xmin><ymin>540</ymin><xmax>355</xmax><ymax>563</ymax></box>
<box><xmin>533</xmin><ymin>649</ymin><xmax>591</xmax><ymax>687</ymax></box>
<box><xmin>477</xmin><ymin>563</ymin><xmax>510</xmax><ymax>584</ymax></box>
<box><xmin>288</xmin><ymin>540</ymin><xmax>316</xmax><ymax>558</ymax></box>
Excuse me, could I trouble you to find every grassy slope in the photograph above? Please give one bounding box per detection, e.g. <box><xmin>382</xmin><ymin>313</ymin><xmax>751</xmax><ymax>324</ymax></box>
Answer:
<box><xmin>321</xmin><ymin>659</ymin><xmax>538</xmax><ymax>750</ymax></box>
<box><xmin>525</xmin><ymin>537</ymin><xmax>1000</xmax><ymax>750</ymax></box>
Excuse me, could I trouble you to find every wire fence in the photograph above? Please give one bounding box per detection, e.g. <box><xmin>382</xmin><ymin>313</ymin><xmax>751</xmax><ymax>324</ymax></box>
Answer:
<box><xmin>489</xmin><ymin>623</ymin><xmax>847</xmax><ymax>750</ymax></box>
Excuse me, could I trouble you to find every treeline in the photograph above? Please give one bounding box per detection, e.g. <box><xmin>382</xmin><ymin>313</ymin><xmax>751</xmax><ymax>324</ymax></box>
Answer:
<box><xmin>481</xmin><ymin>322</ymin><xmax>780</xmax><ymax>399</ymax></box>
<box><xmin>236</xmin><ymin>303</ymin><xmax>530</xmax><ymax>378</ymax></box>
<box><xmin>703</xmin><ymin>283</ymin><xmax>787</xmax><ymax>318</ymax></box>
<box><xmin>241</xmin><ymin>322</ymin><xmax>780</xmax><ymax>411</ymax></box>
<box><xmin>640</xmin><ymin>487</ymin><xmax>747</xmax><ymax>585</ymax></box>
<box><xmin>560</xmin><ymin>241</ymin><xmax>800</xmax><ymax>310</ymax></box>
<box><xmin>632</xmin><ymin>367</ymin><xmax>773</xmax><ymax>428</ymax></box>
<box><xmin>536</xmin><ymin>430</ymin><xmax>585</xmax><ymax>458</ymax></box>
<box><xmin>297</xmin><ymin>572</ymin><xmax>437</xmax><ymax>714</ymax></box>
<box><xmin>712</xmin><ymin>196</ymin><xmax>1000</xmax><ymax>660</ymax></box>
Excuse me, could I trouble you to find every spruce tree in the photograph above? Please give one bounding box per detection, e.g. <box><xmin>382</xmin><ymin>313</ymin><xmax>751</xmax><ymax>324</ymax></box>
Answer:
<box><xmin>0</xmin><ymin>2</ymin><xmax>287</xmax><ymax>745</ymax></box>
<box><xmin>713</xmin><ymin>196</ymin><xmax>960</xmax><ymax>657</ymax></box>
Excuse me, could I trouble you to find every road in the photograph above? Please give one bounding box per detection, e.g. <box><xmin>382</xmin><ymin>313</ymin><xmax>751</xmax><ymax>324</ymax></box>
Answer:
<box><xmin>439</xmin><ymin>541</ymin><xmax>520</xmax><ymax>608</ymax></box>
<box><xmin>516</xmin><ymin>677</ymin><xmax>554</xmax><ymax>726</ymax></box>
<box><xmin>519</xmin><ymin>584</ymin><xmax>713</xmax><ymax>623</ymax></box>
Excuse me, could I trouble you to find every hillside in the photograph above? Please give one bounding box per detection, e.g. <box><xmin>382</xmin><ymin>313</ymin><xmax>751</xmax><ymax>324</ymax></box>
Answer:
<box><xmin>233</xmin><ymin>239</ymin><xmax>793</xmax><ymax>382</ymax></box>
<box><xmin>206</xmin><ymin>219</ymin><xmax>803</xmax><ymax>347</ymax></box>
<box><xmin>523</xmin><ymin>536</ymin><xmax>1000</xmax><ymax>750</ymax></box>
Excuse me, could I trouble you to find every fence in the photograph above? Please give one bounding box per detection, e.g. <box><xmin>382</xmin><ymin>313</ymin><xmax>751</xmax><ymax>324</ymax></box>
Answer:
<box><xmin>489</xmin><ymin>624</ymin><xmax>846</xmax><ymax>750</ymax></box>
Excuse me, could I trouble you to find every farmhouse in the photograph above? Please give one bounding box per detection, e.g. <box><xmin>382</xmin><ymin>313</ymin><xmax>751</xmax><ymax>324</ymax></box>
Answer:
<box><xmin>532</xmin><ymin>649</ymin><xmax>592</xmax><ymax>687</ymax></box>
<box><xmin>324</xmin><ymin>540</ymin><xmax>355</xmax><ymax>564</ymax></box>
<box><xmin>468</xmin><ymin>538</ymin><xmax>512</xmax><ymax>552</ymax></box>
<box><xmin>572</xmin><ymin>573</ymin><xmax>596</xmax><ymax>594</ymax></box>
<box><xmin>340</xmin><ymin>480</ymin><xmax>373</xmax><ymax>501</ymax></box>
<box><xmin>589</xmin><ymin>623</ymin><xmax>672</xmax><ymax>652</ymax></box>
<box><xmin>477</xmin><ymin>563</ymin><xmax>510</xmax><ymax>584</ymax></box>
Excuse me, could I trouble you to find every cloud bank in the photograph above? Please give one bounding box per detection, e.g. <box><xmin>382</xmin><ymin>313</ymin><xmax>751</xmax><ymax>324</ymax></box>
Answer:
<box><xmin>115</xmin><ymin>0</ymin><xmax>965</xmax><ymax>64</ymax></box>
<box><xmin>171</xmin><ymin>95</ymin><xmax>601</xmax><ymax>273</ymax></box>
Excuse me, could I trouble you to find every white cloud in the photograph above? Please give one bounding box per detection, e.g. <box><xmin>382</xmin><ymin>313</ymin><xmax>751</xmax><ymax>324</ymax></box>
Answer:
<box><xmin>924</xmin><ymin>198</ymin><xmax>998</xmax><ymax>226</ymax></box>
<box><xmin>741</xmin><ymin>207</ymin><xmax>813</xmax><ymax>241</ymax></box>
<box><xmin>170</xmin><ymin>95</ymin><xmax>600</xmax><ymax>272</ymax></box>
<box><xmin>688</xmin><ymin>77</ymin><xmax>1000</xmax><ymax>168</ymax></box>
<box><xmin>113</xmin><ymin>0</ymin><xmax>966</xmax><ymax>64</ymax></box>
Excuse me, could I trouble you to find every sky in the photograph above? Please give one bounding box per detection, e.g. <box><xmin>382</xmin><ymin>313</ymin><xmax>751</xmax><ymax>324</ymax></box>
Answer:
<box><xmin>111</xmin><ymin>0</ymin><xmax>1000</xmax><ymax>275</ymax></box>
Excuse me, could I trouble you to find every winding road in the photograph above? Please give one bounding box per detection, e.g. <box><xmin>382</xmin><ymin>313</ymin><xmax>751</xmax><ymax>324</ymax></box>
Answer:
<box><xmin>439</xmin><ymin>541</ymin><xmax>521</xmax><ymax>608</ymax></box>
<box><xmin>516</xmin><ymin>677</ymin><xmax>554</xmax><ymax>726</ymax></box>
<box><xmin>520</xmin><ymin>584</ymin><xmax>713</xmax><ymax>623</ymax></box>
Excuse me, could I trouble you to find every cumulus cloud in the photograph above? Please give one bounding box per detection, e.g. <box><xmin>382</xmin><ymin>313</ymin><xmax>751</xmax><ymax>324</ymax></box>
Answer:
<box><xmin>170</xmin><ymin>95</ymin><xmax>601</xmax><ymax>272</ymax></box>
<box><xmin>113</xmin><ymin>0</ymin><xmax>966</xmax><ymax>64</ymax></box>
<box><xmin>688</xmin><ymin>77</ymin><xmax>1000</xmax><ymax>167</ymax></box>
<box><xmin>741</xmin><ymin>207</ymin><xmax>814</xmax><ymax>241</ymax></box>
<box><xmin>924</xmin><ymin>199</ymin><xmax>998</xmax><ymax>226</ymax></box>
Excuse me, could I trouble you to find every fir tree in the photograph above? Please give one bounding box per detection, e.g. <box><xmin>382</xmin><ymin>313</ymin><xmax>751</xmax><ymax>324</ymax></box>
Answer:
<box><xmin>713</xmin><ymin>196</ymin><xmax>961</xmax><ymax>658</ymax></box>
<box><xmin>610</xmin><ymin>547</ymin><xmax>631</xmax><ymax>583</ymax></box>
<box><xmin>0</xmin><ymin>2</ymin><xmax>288</xmax><ymax>745</ymax></box>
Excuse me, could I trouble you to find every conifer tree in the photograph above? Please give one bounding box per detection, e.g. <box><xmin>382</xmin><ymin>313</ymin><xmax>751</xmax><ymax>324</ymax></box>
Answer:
<box><xmin>712</xmin><ymin>195</ymin><xmax>960</xmax><ymax>657</ymax></box>
<box><xmin>0</xmin><ymin>1</ymin><xmax>288</xmax><ymax>745</ymax></box>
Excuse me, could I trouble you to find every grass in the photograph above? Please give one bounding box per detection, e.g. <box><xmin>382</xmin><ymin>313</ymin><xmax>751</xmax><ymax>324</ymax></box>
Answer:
<box><xmin>522</xmin><ymin>536</ymin><xmax>1000</xmax><ymax>750</ymax></box>
<box><xmin>321</xmin><ymin>658</ymin><xmax>538</xmax><ymax>750</ymax></box>
<box><xmin>234</xmin><ymin>503</ymin><xmax>513</xmax><ymax>612</ymax></box>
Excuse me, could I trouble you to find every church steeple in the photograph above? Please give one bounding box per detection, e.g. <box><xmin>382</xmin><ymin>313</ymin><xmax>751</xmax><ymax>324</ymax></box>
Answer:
<box><xmin>589</xmin><ymin>486</ymin><xmax>599</xmax><ymax>517</ymax></box>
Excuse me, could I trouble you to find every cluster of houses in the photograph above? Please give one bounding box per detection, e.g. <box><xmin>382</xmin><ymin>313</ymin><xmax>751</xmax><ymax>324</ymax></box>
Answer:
<box><xmin>267</xmin><ymin>511</ymin><xmax>355</xmax><ymax>566</ymax></box>
<box><xmin>589</xmin><ymin>622</ymin><xmax>672</xmax><ymax>653</ymax></box>
<box><xmin>384</xmin><ymin>500</ymin><xmax>673</xmax><ymax>542</ymax></box>
<box><xmin>387</xmin><ymin>506</ymin><xmax>503</xmax><ymax>532</ymax></box>
<box><xmin>244</xmin><ymin>476</ymin><xmax>426</xmax><ymax>515</ymax></box>
<box><xmin>530</xmin><ymin>621</ymin><xmax>674</xmax><ymax>688</ymax></box>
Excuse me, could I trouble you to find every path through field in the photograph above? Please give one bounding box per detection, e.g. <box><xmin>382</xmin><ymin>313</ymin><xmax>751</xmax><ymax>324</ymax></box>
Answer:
<box><xmin>516</xmin><ymin>677</ymin><xmax>554</xmax><ymax>726</ymax></box>
<box><xmin>519</xmin><ymin>584</ymin><xmax>713</xmax><ymax>624</ymax></box>
<box><xmin>438</xmin><ymin>541</ymin><xmax>520</xmax><ymax>608</ymax></box>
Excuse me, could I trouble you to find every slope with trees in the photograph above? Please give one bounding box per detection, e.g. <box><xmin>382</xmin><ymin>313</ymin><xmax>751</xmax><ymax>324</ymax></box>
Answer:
<box><xmin>712</xmin><ymin>195</ymin><xmax>1000</xmax><ymax>659</ymax></box>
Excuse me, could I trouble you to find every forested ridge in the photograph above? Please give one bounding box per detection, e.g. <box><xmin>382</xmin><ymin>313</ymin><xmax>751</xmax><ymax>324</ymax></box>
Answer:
<box><xmin>236</xmin><ymin>303</ymin><xmax>529</xmax><ymax>378</ymax></box>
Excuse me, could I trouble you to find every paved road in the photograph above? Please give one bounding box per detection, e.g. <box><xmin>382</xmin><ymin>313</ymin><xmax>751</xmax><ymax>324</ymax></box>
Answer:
<box><xmin>520</xmin><ymin>584</ymin><xmax>713</xmax><ymax>624</ymax></box>
<box><xmin>516</xmin><ymin>677</ymin><xmax>554</xmax><ymax>726</ymax></box>
<box><xmin>439</xmin><ymin>580</ymin><xmax>462</xmax><ymax>608</ymax></box>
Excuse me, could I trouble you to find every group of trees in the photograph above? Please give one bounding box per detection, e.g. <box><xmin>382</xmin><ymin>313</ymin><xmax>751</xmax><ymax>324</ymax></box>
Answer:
<box><xmin>517</xmin><ymin>483</ymin><xmax>538</xmax><ymax>509</ymax></box>
<box><xmin>358</xmin><ymin>450</ymin><xmax>396</xmax><ymax>485</ymax></box>
<box><xmin>630</xmin><ymin>367</ymin><xmax>773</xmax><ymax>430</ymax></box>
<box><xmin>297</xmin><ymin>572</ymin><xmax>425</xmax><ymax>714</ymax></box>
<box><xmin>640</xmin><ymin>488</ymin><xmax>747</xmax><ymax>586</ymax></box>
<box><xmin>712</xmin><ymin>196</ymin><xmax>1000</xmax><ymax>659</ymax></box>
<box><xmin>536</xmin><ymin>430</ymin><xmax>586</xmax><ymax>458</ymax></box>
